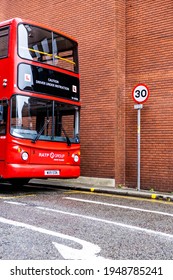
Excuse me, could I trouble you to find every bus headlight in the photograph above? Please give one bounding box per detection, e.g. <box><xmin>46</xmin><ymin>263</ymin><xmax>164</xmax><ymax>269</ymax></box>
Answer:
<box><xmin>21</xmin><ymin>152</ymin><xmax>29</xmax><ymax>161</ymax></box>
<box><xmin>73</xmin><ymin>154</ymin><xmax>79</xmax><ymax>163</ymax></box>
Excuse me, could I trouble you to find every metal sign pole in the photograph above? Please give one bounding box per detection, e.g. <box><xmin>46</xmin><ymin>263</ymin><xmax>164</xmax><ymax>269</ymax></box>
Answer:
<box><xmin>134</xmin><ymin>104</ymin><xmax>143</xmax><ymax>191</ymax></box>
<box><xmin>137</xmin><ymin>108</ymin><xmax>141</xmax><ymax>191</ymax></box>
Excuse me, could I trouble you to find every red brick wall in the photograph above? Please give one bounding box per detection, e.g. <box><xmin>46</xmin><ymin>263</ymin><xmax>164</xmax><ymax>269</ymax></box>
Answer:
<box><xmin>126</xmin><ymin>0</ymin><xmax>173</xmax><ymax>191</ymax></box>
<box><xmin>56</xmin><ymin>0</ymin><xmax>125</xmax><ymax>183</ymax></box>
<box><xmin>114</xmin><ymin>1</ymin><xmax>126</xmax><ymax>185</ymax></box>
<box><xmin>0</xmin><ymin>0</ymin><xmax>126</xmax><ymax>184</ymax></box>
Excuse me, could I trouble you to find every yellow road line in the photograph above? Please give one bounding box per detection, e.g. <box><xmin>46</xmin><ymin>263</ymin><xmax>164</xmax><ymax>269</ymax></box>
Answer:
<box><xmin>64</xmin><ymin>190</ymin><xmax>173</xmax><ymax>205</ymax></box>
<box><xmin>0</xmin><ymin>194</ymin><xmax>36</xmax><ymax>199</ymax></box>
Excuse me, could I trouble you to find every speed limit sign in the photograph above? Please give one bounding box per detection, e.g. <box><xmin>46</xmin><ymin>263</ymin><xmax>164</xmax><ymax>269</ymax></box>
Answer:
<box><xmin>132</xmin><ymin>84</ymin><xmax>150</xmax><ymax>104</ymax></box>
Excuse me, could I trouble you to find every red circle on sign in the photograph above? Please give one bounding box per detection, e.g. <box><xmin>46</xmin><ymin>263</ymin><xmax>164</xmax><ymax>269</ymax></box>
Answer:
<box><xmin>132</xmin><ymin>83</ymin><xmax>150</xmax><ymax>104</ymax></box>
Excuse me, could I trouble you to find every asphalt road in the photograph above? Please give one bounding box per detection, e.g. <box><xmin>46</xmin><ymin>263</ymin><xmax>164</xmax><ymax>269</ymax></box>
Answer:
<box><xmin>0</xmin><ymin>181</ymin><xmax>173</xmax><ymax>260</ymax></box>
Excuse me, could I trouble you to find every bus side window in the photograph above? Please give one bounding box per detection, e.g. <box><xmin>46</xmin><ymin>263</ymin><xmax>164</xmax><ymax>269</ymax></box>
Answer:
<box><xmin>0</xmin><ymin>27</ymin><xmax>9</xmax><ymax>58</ymax></box>
<box><xmin>0</xmin><ymin>103</ymin><xmax>7</xmax><ymax>135</ymax></box>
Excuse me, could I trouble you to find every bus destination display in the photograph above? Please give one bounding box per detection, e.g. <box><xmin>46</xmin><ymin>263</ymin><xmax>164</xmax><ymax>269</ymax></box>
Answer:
<box><xmin>18</xmin><ymin>63</ymin><xmax>80</xmax><ymax>101</ymax></box>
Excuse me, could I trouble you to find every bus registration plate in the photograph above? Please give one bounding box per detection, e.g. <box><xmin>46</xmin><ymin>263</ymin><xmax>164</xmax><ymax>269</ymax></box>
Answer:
<box><xmin>44</xmin><ymin>170</ymin><xmax>60</xmax><ymax>175</ymax></box>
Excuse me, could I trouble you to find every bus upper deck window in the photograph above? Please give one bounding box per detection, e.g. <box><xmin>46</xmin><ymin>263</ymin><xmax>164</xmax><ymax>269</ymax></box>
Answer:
<box><xmin>18</xmin><ymin>23</ymin><xmax>78</xmax><ymax>73</ymax></box>
<box><xmin>0</xmin><ymin>27</ymin><xmax>9</xmax><ymax>58</ymax></box>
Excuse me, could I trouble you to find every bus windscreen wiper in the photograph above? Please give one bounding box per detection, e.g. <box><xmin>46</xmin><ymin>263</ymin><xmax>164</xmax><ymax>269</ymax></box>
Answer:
<box><xmin>61</xmin><ymin>126</ymin><xmax>71</xmax><ymax>146</ymax></box>
<box><xmin>32</xmin><ymin>119</ymin><xmax>50</xmax><ymax>143</ymax></box>
<box><xmin>58</xmin><ymin>122</ymin><xmax>71</xmax><ymax>146</ymax></box>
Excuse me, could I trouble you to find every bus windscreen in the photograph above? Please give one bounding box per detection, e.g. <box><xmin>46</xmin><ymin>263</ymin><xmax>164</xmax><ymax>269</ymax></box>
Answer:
<box><xmin>10</xmin><ymin>95</ymin><xmax>80</xmax><ymax>144</ymax></box>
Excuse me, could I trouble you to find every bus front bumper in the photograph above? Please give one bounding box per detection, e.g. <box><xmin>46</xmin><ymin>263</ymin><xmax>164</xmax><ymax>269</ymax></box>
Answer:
<box><xmin>2</xmin><ymin>163</ymin><xmax>80</xmax><ymax>179</ymax></box>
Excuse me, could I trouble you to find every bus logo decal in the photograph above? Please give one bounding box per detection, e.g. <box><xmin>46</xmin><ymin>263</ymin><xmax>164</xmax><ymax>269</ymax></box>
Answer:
<box><xmin>24</xmin><ymin>73</ymin><xmax>31</xmax><ymax>82</ymax></box>
<box><xmin>38</xmin><ymin>152</ymin><xmax>65</xmax><ymax>161</ymax></box>
<box><xmin>39</xmin><ymin>153</ymin><xmax>49</xmax><ymax>157</ymax></box>
<box><xmin>72</xmin><ymin>85</ymin><xmax>77</xmax><ymax>93</ymax></box>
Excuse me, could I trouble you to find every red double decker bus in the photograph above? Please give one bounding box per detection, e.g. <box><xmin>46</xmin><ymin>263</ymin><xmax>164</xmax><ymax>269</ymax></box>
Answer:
<box><xmin>0</xmin><ymin>18</ymin><xmax>80</xmax><ymax>185</ymax></box>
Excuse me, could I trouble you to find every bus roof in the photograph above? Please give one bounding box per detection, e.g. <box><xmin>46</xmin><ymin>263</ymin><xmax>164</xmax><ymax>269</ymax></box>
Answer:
<box><xmin>0</xmin><ymin>17</ymin><xmax>78</xmax><ymax>43</ymax></box>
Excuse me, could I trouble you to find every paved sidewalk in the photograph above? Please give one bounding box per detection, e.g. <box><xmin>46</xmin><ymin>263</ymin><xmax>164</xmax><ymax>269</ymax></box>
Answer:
<box><xmin>31</xmin><ymin>178</ymin><xmax>173</xmax><ymax>202</ymax></box>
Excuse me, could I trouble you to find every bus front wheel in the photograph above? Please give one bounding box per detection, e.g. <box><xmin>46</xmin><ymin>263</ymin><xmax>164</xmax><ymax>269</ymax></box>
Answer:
<box><xmin>8</xmin><ymin>179</ymin><xmax>30</xmax><ymax>186</ymax></box>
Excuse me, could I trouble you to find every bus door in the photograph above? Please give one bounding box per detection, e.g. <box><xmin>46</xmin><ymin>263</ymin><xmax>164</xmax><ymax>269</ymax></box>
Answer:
<box><xmin>0</xmin><ymin>100</ymin><xmax>8</xmax><ymax>159</ymax></box>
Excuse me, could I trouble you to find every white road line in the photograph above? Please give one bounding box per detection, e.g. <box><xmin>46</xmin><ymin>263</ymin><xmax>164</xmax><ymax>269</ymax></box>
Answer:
<box><xmin>3</xmin><ymin>200</ymin><xmax>173</xmax><ymax>239</ymax></box>
<box><xmin>64</xmin><ymin>197</ymin><xmax>173</xmax><ymax>217</ymax></box>
<box><xmin>36</xmin><ymin>206</ymin><xmax>173</xmax><ymax>239</ymax></box>
<box><xmin>0</xmin><ymin>216</ymin><xmax>103</xmax><ymax>259</ymax></box>
<box><xmin>4</xmin><ymin>201</ymin><xmax>27</xmax><ymax>206</ymax></box>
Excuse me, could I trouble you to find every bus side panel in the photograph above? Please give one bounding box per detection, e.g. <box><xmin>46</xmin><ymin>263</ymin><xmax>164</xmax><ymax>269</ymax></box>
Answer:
<box><xmin>0</xmin><ymin>138</ymin><xmax>6</xmax><ymax>159</ymax></box>
<box><xmin>0</xmin><ymin>138</ymin><xmax>6</xmax><ymax>178</ymax></box>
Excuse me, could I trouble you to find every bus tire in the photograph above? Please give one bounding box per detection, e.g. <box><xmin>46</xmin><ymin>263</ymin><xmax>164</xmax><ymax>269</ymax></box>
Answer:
<box><xmin>9</xmin><ymin>179</ymin><xmax>30</xmax><ymax>186</ymax></box>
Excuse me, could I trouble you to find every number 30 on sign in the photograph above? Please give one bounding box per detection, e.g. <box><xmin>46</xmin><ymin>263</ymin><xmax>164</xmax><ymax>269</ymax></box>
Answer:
<box><xmin>132</xmin><ymin>84</ymin><xmax>150</xmax><ymax>104</ymax></box>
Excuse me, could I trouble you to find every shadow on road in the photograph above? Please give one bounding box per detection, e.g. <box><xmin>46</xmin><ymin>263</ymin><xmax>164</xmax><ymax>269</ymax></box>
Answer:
<box><xmin>0</xmin><ymin>180</ymin><xmax>65</xmax><ymax>195</ymax></box>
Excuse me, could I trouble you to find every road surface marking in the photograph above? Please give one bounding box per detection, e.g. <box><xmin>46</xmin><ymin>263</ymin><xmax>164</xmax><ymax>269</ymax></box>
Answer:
<box><xmin>0</xmin><ymin>216</ymin><xmax>104</xmax><ymax>260</ymax></box>
<box><xmin>36</xmin><ymin>206</ymin><xmax>173</xmax><ymax>239</ymax></box>
<box><xmin>4</xmin><ymin>201</ymin><xmax>27</xmax><ymax>206</ymax></box>
<box><xmin>0</xmin><ymin>194</ymin><xmax>35</xmax><ymax>199</ymax></box>
<box><xmin>3</xmin><ymin>199</ymin><xmax>173</xmax><ymax>240</ymax></box>
<box><xmin>3</xmin><ymin>201</ymin><xmax>173</xmax><ymax>238</ymax></box>
<box><xmin>64</xmin><ymin>190</ymin><xmax>173</xmax><ymax>205</ymax></box>
<box><xmin>64</xmin><ymin>197</ymin><xmax>173</xmax><ymax>217</ymax></box>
